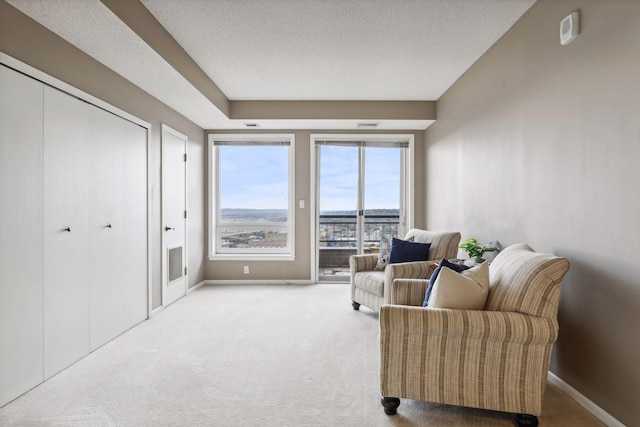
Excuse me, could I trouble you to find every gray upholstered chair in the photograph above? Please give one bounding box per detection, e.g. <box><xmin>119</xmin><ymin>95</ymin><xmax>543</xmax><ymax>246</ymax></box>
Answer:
<box><xmin>349</xmin><ymin>229</ymin><xmax>461</xmax><ymax>313</ymax></box>
<box><xmin>379</xmin><ymin>243</ymin><xmax>570</xmax><ymax>427</ymax></box>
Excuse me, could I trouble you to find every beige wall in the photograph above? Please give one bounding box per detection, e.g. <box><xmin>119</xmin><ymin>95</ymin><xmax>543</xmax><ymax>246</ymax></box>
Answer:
<box><xmin>205</xmin><ymin>130</ymin><xmax>425</xmax><ymax>281</ymax></box>
<box><xmin>0</xmin><ymin>2</ymin><xmax>207</xmax><ymax>310</ymax></box>
<box><xmin>425</xmin><ymin>1</ymin><xmax>639</xmax><ymax>424</ymax></box>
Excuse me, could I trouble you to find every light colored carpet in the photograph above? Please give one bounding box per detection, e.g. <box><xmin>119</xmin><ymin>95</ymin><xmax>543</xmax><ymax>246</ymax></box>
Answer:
<box><xmin>0</xmin><ymin>284</ymin><xmax>604</xmax><ymax>426</ymax></box>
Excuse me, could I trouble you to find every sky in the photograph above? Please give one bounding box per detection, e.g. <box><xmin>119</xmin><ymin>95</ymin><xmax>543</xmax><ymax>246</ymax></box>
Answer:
<box><xmin>319</xmin><ymin>146</ymin><xmax>401</xmax><ymax>211</ymax></box>
<box><xmin>219</xmin><ymin>145</ymin><xmax>289</xmax><ymax>209</ymax></box>
<box><xmin>218</xmin><ymin>145</ymin><xmax>401</xmax><ymax>211</ymax></box>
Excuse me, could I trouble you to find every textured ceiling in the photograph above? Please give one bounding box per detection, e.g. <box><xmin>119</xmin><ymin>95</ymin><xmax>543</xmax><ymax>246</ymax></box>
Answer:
<box><xmin>6</xmin><ymin>0</ymin><xmax>536</xmax><ymax>129</ymax></box>
<box><xmin>141</xmin><ymin>0</ymin><xmax>535</xmax><ymax>101</ymax></box>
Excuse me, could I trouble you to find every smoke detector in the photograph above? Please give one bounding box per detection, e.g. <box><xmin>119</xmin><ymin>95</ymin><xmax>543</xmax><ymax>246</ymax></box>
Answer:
<box><xmin>560</xmin><ymin>11</ymin><xmax>579</xmax><ymax>45</ymax></box>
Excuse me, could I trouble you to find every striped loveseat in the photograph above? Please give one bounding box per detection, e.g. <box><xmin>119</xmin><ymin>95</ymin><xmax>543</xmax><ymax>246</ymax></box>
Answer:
<box><xmin>349</xmin><ymin>229</ymin><xmax>461</xmax><ymax>313</ymax></box>
<box><xmin>379</xmin><ymin>243</ymin><xmax>570</xmax><ymax>427</ymax></box>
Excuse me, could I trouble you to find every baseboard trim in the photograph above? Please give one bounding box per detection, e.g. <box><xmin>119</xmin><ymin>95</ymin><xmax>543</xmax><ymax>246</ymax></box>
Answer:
<box><xmin>547</xmin><ymin>372</ymin><xmax>624</xmax><ymax>427</ymax></box>
<box><xmin>150</xmin><ymin>305</ymin><xmax>163</xmax><ymax>318</ymax></box>
<box><xmin>203</xmin><ymin>279</ymin><xmax>315</xmax><ymax>286</ymax></box>
<box><xmin>187</xmin><ymin>280</ymin><xmax>206</xmax><ymax>294</ymax></box>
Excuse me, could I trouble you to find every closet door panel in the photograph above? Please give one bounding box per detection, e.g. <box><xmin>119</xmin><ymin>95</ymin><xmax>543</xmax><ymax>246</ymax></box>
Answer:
<box><xmin>0</xmin><ymin>66</ymin><xmax>44</xmax><ymax>406</ymax></box>
<box><xmin>88</xmin><ymin>106</ymin><xmax>123</xmax><ymax>350</ymax></box>
<box><xmin>88</xmin><ymin>107</ymin><xmax>147</xmax><ymax>350</ymax></box>
<box><xmin>43</xmin><ymin>87</ymin><xmax>91</xmax><ymax>379</ymax></box>
<box><xmin>117</xmin><ymin>119</ymin><xmax>148</xmax><ymax>330</ymax></box>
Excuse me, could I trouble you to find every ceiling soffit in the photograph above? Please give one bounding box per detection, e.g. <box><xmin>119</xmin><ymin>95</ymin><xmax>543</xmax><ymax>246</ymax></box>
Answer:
<box><xmin>5</xmin><ymin>0</ymin><xmax>536</xmax><ymax>129</ymax></box>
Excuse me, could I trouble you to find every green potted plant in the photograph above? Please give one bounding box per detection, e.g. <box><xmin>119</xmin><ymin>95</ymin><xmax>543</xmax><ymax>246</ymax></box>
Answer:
<box><xmin>459</xmin><ymin>238</ymin><xmax>499</xmax><ymax>263</ymax></box>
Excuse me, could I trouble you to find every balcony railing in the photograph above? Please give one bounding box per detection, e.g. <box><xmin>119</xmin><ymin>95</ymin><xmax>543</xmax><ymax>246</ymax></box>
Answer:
<box><xmin>319</xmin><ymin>214</ymin><xmax>400</xmax><ymax>280</ymax></box>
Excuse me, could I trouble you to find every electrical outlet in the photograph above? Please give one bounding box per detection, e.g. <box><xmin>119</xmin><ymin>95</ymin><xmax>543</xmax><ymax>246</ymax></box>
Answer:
<box><xmin>243</xmin><ymin>265</ymin><xmax>249</xmax><ymax>274</ymax></box>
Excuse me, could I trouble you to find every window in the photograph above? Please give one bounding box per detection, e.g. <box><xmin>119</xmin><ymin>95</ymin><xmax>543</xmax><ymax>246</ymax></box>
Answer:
<box><xmin>209</xmin><ymin>134</ymin><xmax>295</xmax><ymax>260</ymax></box>
<box><xmin>311</xmin><ymin>134</ymin><xmax>414</xmax><ymax>281</ymax></box>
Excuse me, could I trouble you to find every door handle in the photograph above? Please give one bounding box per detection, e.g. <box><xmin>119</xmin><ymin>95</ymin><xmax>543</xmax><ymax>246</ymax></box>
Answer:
<box><xmin>63</xmin><ymin>227</ymin><xmax>71</xmax><ymax>232</ymax></box>
<box><xmin>106</xmin><ymin>224</ymin><xmax>112</xmax><ymax>229</ymax></box>
<box><xmin>164</xmin><ymin>226</ymin><xmax>175</xmax><ymax>231</ymax></box>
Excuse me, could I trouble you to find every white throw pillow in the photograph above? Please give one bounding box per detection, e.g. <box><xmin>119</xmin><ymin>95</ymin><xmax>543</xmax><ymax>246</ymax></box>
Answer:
<box><xmin>427</xmin><ymin>261</ymin><xmax>489</xmax><ymax>310</ymax></box>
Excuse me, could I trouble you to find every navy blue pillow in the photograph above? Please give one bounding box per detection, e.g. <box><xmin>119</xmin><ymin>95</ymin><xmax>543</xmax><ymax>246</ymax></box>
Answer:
<box><xmin>422</xmin><ymin>258</ymin><xmax>471</xmax><ymax>307</ymax></box>
<box><xmin>389</xmin><ymin>238</ymin><xmax>431</xmax><ymax>264</ymax></box>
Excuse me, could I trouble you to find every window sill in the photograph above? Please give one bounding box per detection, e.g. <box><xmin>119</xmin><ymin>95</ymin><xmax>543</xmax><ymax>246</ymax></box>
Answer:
<box><xmin>208</xmin><ymin>254</ymin><xmax>295</xmax><ymax>261</ymax></box>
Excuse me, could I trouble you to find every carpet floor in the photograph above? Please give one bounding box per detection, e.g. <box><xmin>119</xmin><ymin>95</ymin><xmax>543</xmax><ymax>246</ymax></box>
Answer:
<box><xmin>0</xmin><ymin>284</ymin><xmax>605</xmax><ymax>426</ymax></box>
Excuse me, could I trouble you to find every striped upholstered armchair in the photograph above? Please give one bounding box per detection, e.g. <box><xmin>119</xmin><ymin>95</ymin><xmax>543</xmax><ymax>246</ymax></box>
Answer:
<box><xmin>379</xmin><ymin>243</ymin><xmax>570</xmax><ymax>427</ymax></box>
<box><xmin>349</xmin><ymin>229</ymin><xmax>461</xmax><ymax>313</ymax></box>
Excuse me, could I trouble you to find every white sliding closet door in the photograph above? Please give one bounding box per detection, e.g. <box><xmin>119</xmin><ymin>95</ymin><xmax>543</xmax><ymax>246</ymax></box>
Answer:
<box><xmin>0</xmin><ymin>66</ymin><xmax>44</xmax><ymax>407</ymax></box>
<box><xmin>1</xmin><ymin>58</ymin><xmax>149</xmax><ymax>405</ymax></box>
<box><xmin>43</xmin><ymin>87</ymin><xmax>91</xmax><ymax>379</ymax></box>
<box><xmin>88</xmin><ymin>107</ymin><xmax>147</xmax><ymax>350</ymax></box>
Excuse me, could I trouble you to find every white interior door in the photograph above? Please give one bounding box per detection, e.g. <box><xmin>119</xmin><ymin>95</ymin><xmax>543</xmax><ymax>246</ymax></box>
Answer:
<box><xmin>162</xmin><ymin>125</ymin><xmax>187</xmax><ymax>308</ymax></box>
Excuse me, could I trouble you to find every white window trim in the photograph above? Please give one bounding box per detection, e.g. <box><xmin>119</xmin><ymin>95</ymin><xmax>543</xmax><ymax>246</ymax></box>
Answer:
<box><xmin>208</xmin><ymin>133</ymin><xmax>295</xmax><ymax>261</ymax></box>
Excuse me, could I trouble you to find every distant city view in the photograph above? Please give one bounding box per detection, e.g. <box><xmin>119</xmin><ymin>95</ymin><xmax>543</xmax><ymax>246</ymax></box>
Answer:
<box><xmin>319</xmin><ymin>209</ymin><xmax>400</xmax><ymax>248</ymax></box>
<box><xmin>219</xmin><ymin>208</ymin><xmax>399</xmax><ymax>249</ymax></box>
<box><xmin>220</xmin><ymin>208</ymin><xmax>288</xmax><ymax>222</ymax></box>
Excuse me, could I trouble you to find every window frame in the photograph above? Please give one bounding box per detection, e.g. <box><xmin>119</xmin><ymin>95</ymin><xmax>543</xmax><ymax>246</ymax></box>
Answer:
<box><xmin>208</xmin><ymin>133</ymin><xmax>295</xmax><ymax>261</ymax></box>
<box><xmin>309</xmin><ymin>134</ymin><xmax>415</xmax><ymax>281</ymax></box>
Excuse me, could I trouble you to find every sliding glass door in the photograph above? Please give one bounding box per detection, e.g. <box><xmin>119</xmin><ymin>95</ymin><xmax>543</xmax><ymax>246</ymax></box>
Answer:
<box><xmin>314</xmin><ymin>136</ymin><xmax>412</xmax><ymax>282</ymax></box>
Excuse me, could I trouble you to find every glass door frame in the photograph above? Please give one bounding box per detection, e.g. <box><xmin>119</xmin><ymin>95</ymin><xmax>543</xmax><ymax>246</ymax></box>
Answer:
<box><xmin>310</xmin><ymin>134</ymin><xmax>415</xmax><ymax>283</ymax></box>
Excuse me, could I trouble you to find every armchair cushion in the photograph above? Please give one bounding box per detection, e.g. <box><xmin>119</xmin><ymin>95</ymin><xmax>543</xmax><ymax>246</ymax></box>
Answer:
<box><xmin>353</xmin><ymin>271</ymin><xmax>385</xmax><ymax>297</ymax></box>
<box><xmin>427</xmin><ymin>261</ymin><xmax>489</xmax><ymax>310</ymax></box>
<box><xmin>389</xmin><ymin>238</ymin><xmax>431</xmax><ymax>264</ymax></box>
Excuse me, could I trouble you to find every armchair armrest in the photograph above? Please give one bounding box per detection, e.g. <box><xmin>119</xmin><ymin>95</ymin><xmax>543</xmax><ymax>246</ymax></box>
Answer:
<box><xmin>390</xmin><ymin>279</ymin><xmax>430</xmax><ymax>306</ymax></box>
<box><xmin>349</xmin><ymin>254</ymin><xmax>379</xmax><ymax>273</ymax></box>
<box><xmin>380</xmin><ymin>305</ymin><xmax>558</xmax><ymax>345</ymax></box>
<box><xmin>384</xmin><ymin>260</ymin><xmax>436</xmax><ymax>281</ymax></box>
<box><xmin>382</xmin><ymin>261</ymin><xmax>436</xmax><ymax>305</ymax></box>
